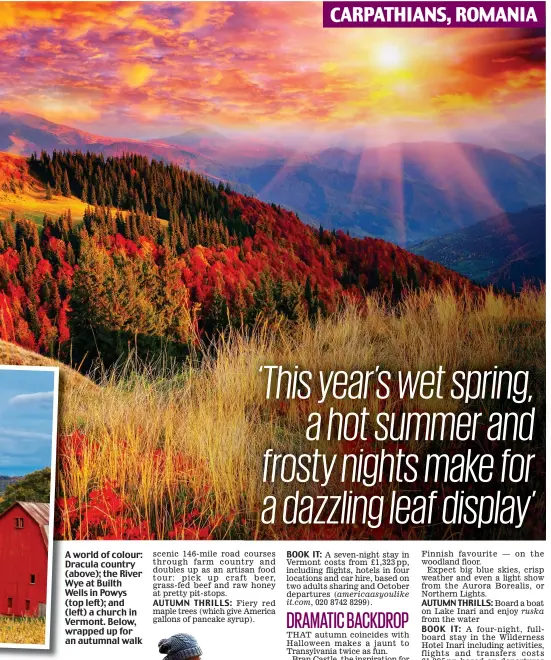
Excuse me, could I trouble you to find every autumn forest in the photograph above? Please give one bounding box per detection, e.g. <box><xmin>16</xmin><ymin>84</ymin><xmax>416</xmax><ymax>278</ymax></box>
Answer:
<box><xmin>0</xmin><ymin>150</ymin><xmax>468</xmax><ymax>370</ymax></box>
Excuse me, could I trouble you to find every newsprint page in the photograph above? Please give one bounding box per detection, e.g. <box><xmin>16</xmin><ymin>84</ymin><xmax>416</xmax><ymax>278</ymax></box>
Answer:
<box><xmin>0</xmin><ymin>0</ymin><xmax>547</xmax><ymax>658</ymax></box>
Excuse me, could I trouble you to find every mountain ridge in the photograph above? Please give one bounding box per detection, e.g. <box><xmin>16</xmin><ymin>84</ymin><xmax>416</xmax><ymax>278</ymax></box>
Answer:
<box><xmin>411</xmin><ymin>205</ymin><xmax>545</xmax><ymax>291</ymax></box>
<box><xmin>0</xmin><ymin>110</ymin><xmax>544</xmax><ymax>245</ymax></box>
<box><xmin>0</xmin><ymin>149</ymin><xmax>473</xmax><ymax>369</ymax></box>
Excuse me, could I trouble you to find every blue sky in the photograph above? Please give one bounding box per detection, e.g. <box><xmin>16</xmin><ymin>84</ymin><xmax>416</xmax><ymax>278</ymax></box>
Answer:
<box><xmin>0</xmin><ymin>368</ymin><xmax>56</xmax><ymax>476</ymax></box>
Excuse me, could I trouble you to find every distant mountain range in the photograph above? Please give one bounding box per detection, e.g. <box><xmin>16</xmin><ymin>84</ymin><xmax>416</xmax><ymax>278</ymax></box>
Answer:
<box><xmin>232</xmin><ymin>142</ymin><xmax>545</xmax><ymax>245</ymax></box>
<box><xmin>0</xmin><ymin>475</ymin><xmax>19</xmax><ymax>494</ymax></box>
<box><xmin>411</xmin><ymin>206</ymin><xmax>545</xmax><ymax>291</ymax></box>
<box><xmin>0</xmin><ymin>111</ymin><xmax>545</xmax><ymax>246</ymax></box>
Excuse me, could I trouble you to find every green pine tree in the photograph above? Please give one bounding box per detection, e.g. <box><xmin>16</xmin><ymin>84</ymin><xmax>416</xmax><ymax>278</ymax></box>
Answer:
<box><xmin>61</xmin><ymin>170</ymin><xmax>71</xmax><ymax>197</ymax></box>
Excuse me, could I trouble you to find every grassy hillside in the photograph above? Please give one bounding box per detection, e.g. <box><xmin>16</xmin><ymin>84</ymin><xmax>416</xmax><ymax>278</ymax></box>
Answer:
<box><xmin>0</xmin><ymin>153</ymin><xmax>88</xmax><ymax>224</ymax></box>
<box><xmin>33</xmin><ymin>285</ymin><xmax>545</xmax><ymax>541</ymax></box>
<box><xmin>0</xmin><ymin>150</ymin><xmax>544</xmax><ymax>541</ymax></box>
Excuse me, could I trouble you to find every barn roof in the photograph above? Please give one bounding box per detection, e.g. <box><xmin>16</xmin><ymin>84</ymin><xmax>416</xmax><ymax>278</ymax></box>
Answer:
<box><xmin>0</xmin><ymin>502</ymin><xmax>50</xmax><ymax>548</ymax></box>
<box><xmin>18</xmin><ymin>502</ymin><xmax>50</xmax><ymax>527</ymax></box>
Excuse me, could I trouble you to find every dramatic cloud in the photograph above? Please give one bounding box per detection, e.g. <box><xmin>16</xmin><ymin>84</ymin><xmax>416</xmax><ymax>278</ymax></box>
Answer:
<box><xmin>0</xmin><ymin>425</ymin><xmax>52</xmax><ymax>470</ymax></box>
<box><xmin>9</xmin><ymin>391</ymin><xmax>54</xmax><ymax>408</ymax></box>
<box><xmin>0</xmin><ymin>3</ymin><xmax>545</xmax><ymax>141</ymax></box>
<box><xmin>0</xmin><ymin>427</ymin><xmax>52</xmax><ymax>441</ymax></box>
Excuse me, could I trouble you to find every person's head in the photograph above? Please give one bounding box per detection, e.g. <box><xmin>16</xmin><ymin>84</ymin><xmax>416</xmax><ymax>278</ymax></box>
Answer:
<box><xmin>159</xmin><ymin>633</ymin><xmax>202</xmax><ymax>660</ymax></box>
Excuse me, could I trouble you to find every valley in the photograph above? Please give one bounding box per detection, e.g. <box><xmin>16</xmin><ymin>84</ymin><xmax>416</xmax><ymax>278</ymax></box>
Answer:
<box><xmin>412</xmin><ymin>206</ymin><xmax>545</xmax><ymax>290</ymax></box>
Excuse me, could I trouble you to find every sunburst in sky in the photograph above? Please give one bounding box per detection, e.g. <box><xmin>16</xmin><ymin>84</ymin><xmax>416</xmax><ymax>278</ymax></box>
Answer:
<box><xmin>0</xmin><ymin>2</ymin><xmax>545</xmax><ymax>146</ymax></box>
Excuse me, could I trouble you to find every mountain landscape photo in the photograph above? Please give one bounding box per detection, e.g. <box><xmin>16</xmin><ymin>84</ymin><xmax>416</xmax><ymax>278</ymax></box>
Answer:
<box><xmin>0</xmin><ymin>111</ymin><xmax>546</xmax><ymax>246</ymax></box>
<box><xmin>0</xmin><ymin>3</ymin><xmax>545</xmax><ymax>541</ymax></box>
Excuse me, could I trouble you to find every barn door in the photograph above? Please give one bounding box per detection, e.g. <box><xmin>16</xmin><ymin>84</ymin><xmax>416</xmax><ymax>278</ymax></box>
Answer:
<box><xmin>38</xmin><ymin>602</ymin><xmax>46</xmax><ymax>617</ymax></box>
<box><xmin>1</xmin><ymin>581</ymin><xmax>18</xmax><ymax>616</ymax></box>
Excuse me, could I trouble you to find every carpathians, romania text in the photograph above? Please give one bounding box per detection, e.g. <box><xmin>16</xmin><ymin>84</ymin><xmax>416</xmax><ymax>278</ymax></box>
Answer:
<box><xmin>327</xmin><ymin>4</ymin><xmax>539</xmax><ymax>26</ymax></box>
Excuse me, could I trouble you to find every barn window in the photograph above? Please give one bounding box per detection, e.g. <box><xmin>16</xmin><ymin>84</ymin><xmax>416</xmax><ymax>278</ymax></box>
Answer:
<box><xmin>7</xmin><ymin>598</ymin><xmax>12</xmax><ymax>608</ymax></box>
<box><xmin>25</xmin><ymin>600</ymin><xmax>30</xmax><ymax>611</ymax></box>
<box><xmin>30</xmin><ymin>574</ymin><xmax>36</xmax><ymax>584</ymax></box>
<box><xmin>15</xmin><ymin>517</ymin><xmax>24</xmax><ymax>529</ymax></box>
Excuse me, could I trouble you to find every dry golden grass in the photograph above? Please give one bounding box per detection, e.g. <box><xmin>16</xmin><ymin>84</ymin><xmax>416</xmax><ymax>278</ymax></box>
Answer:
<box><xmin>53</xmin><ymin>284</ymin><xmax>545</xmax><ymax>539</ymax></box>
<box><xmin>0</xmin><ymin>151</ymin><xmax>88</xmax><ymax>224</ymax></box>
<box><xmin>0</xmin><ymin>617</ymin><xmax>46</xmax><ymax>645</ymax></box>
<box><xmin>0</xmin><ymin>188</ymin><xmax>89</xmax><ymax>225</ymax></box>
<box><xmin>0</xmin><ymin>151</ymin><xmax>165</xmax><ymax>228</ymax></box>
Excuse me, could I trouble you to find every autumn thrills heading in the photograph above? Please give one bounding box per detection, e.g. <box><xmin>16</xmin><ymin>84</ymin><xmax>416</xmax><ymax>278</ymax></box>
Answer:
<box><xmin>325</xmin><ymin>3</ymin><xmax>542</xmax><ymax>27</ymax></box>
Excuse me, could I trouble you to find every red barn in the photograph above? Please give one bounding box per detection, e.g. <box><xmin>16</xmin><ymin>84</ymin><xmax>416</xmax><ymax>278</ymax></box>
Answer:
<box><xmin>0</xmin><ymin>502</ymin><xmax>50</xmax><ymax>617</ymax></box>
